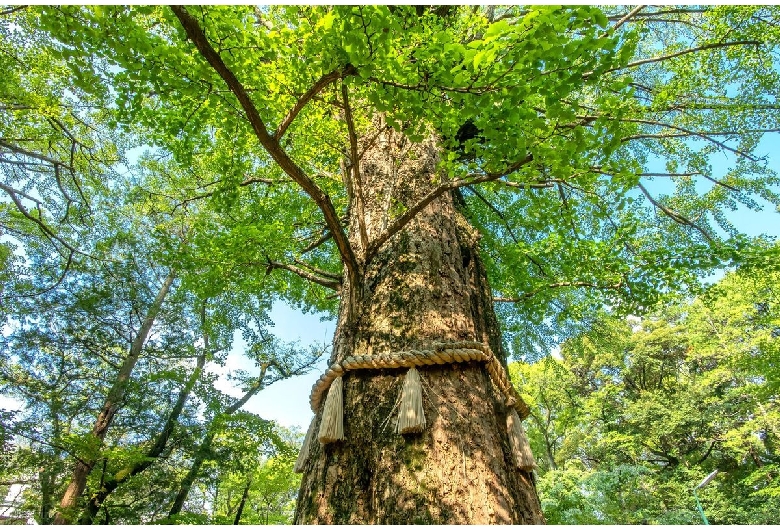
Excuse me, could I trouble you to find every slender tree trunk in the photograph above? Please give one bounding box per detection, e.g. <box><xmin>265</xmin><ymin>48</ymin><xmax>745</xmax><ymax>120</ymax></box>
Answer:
<box><xmin>53</xmin><ymin>273</ymin><xmax>175</xmax><ymax>524</ymax></box>
<box><xmin>39</xmin><ymin>468</ymin><xmax>54</xmax><ymax>524</ymax></box>
<box><xmin>167</xmin><ymin>431</ymin><xmax>215</xmax><ymax>518</ymax></box>
<box><xmin>78</xmin><ymin>348</ymin><xmax>207</xmax><ymax>523</ymax></box>
<box><xmin>294</xmin><ymin>128</ymin><xmax>544</xmax><ymax>523</ymax></box>
<box><xmin>233</xmin><ymin>478</ymin><xmax>252</xmax><ymax>525</ymax></box>
<box><xmin>168</xmin><ymin>364</ymin><xmax>269</xmax><ymax>518</ymax></box>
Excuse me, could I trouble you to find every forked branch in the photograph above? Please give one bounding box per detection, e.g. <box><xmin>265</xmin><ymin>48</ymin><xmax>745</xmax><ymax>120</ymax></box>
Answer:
<box><xmin>275</xmin><ymin>67</ymin><xmax>354</xmax><ymax>140</ymax></box>
<box><xmin>170</xmin><ymin>5</ymin><xmax>360</xmax><ymax>285</ymax></box>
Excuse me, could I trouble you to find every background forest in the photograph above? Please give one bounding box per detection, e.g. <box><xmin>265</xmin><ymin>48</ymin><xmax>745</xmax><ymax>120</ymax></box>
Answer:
<box><xmin>1</xmin><ymin>4</ymin><xmax>779</xmax><ymax>525</ymax></box>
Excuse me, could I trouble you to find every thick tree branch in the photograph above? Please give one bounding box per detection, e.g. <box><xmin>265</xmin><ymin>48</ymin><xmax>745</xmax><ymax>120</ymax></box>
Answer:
<box><xmin>275</xmin><ymin>68</ymin><xmax>352</xmax><ymax>140</ymax></box>
<box><xmin>170</xmin><ymin>5</ymin><xmax>360</xmax><ymax>285</ymax></box>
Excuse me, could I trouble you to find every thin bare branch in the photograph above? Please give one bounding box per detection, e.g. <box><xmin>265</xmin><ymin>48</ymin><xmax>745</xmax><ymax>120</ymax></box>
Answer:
<box><xmin>465</xmin><ymin>186</ymin><xmax>520</xmax><ymax>245</ymax></box>
<box><xmin>6</xmin><ymin>250</ymin><xmax>73</xmax><ymax>300</ymax></box>
<box><xmin>640</xmin><ymin>171</ymin><xmax>740</xmax><ymax>192</ymax></box>
<box><xmin>0</xmin><ymin>140</ymin><xmax>72</xmax><ymax>171</ymax></box>
<box><xmin>292</xmin><ymin>258</ymin><xmax>342</xmax><ymax>281</ymax></box>
<box><xmin>494</xmin><ymin>279</ymin><xmax>624</xmax><ymax>302</ymax></box>
<box><xmin>592</xmin><ymin>167</ymin><xmax>742</xmax><ymax>193</ymax></box>
<box><xmin>585</xmin><ymin>40</ymin><xmax>761</xmax><ymax>79</ymax></box>
<box><xmin>496</xmin><ymin>178</ymin><xmax>557</xmax><ymax>190</ymax></box>
<box><xmin>226</xmin><ymin>363</ymin><xmax>270</xmax><ymax>414</ymax></box>
<box><xmin>607</xmin><ymin>8</ymin><xmax>707</xmax><ymax>21</ymax></box>
<box><xmin>636</xmin><ymin>181</ymin><xmax>713</xmax><ymax>241</ymax></box>
<box><xmin>556</xmin><ymin>183</ymin><xmax>579</xmax><ymax>238</ymax></box>
<box><xmin>0</xmin><ymin>182</ymin><xmax>86</xmax><ymax>257</ymax></box>
<box><xmin>266</xmin><ymin>259</ymin><xmax>342</xmax><ymax>291</ymax></box>
<box><xmin>621</xmin><ymin>122</ymin><xmax>780</xmax><ymax>161</ymax></box>
<box><xmin>301</xmin><ymin>230</ymin><xmax>333</xmax><ymax>254</ymax></box>
<box><xmin>0</xmin><ymin>5</ymin><xmax>27</xmax><ymax>16</ymax></box>
<box><xmin>573</xmin><ymin>114</ymin><xmax>771</xmax><ymax>162</ymax></box>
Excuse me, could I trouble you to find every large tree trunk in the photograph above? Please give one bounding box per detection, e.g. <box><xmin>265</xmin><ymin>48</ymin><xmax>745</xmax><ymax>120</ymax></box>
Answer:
<box><xmin>294</xmin><ymin>128</ymin><xmax>544</xmax><ymax>524</ymax></box>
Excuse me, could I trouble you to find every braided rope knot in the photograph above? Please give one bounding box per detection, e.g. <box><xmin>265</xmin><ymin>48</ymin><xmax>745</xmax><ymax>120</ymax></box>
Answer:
<box><xmin>308</xmin><ymin>341</ymin><xmax>529</xmax><ymax>419</ymax></box>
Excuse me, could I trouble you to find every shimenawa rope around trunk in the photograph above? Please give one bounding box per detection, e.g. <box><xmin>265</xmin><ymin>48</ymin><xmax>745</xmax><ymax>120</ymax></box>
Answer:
<box><xmin>293</xmin><ymin>341</ymin><xmax>536</xmax><ymax>473</ymax></box>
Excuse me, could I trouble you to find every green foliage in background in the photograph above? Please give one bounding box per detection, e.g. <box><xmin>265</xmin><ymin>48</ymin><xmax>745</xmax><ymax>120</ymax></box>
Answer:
<box><xmin>513</xmin><ymin>263</ymin><xmax>780</xmax><ymax>524</ymax></box>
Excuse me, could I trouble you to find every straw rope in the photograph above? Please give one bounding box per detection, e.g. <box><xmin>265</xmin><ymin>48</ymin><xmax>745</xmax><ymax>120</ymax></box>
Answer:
<box><xmin>308</xmin><ymin>341</ymin><xmax>530</xmax><ymax>419</ymax></box>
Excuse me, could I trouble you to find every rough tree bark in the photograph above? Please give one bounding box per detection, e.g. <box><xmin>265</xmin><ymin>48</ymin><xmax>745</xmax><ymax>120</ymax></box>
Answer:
<box><xmin>294</xmin><ymin>127</ymin><xmax>544</xmax><ymax>524</ymax></box>
<box><xmin>169</xmin><ymin>10</ymin><xmax>543</xmax><ymax>522</ymax></box>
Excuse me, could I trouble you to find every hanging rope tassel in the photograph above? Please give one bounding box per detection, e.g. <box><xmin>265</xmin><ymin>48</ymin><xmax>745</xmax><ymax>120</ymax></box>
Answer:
<box><xmin>294</xmin><ymin>418</ymin><xmax>316</xmax><ymax>473</ymax></box>
<box><xmin>507</xmin><ymin>409</ymin><xmax>536</xmax><ymax>472</ymax></box>
<box><xmin>318</xmin><ymin>376</ymin><xmax>344</xmax><ymax>444</ymax></box>
<box><xmin>396</xmin><ymin>367</ymin><xmax>426</xmax><ymax>434</ymax></box>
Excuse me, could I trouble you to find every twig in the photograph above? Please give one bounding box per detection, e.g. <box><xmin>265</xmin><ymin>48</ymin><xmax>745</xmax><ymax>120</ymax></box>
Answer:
<box><xmin>636</xmin><ymin>181</ymin><xmax>713</xmax><ymax>241</ymax></box>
